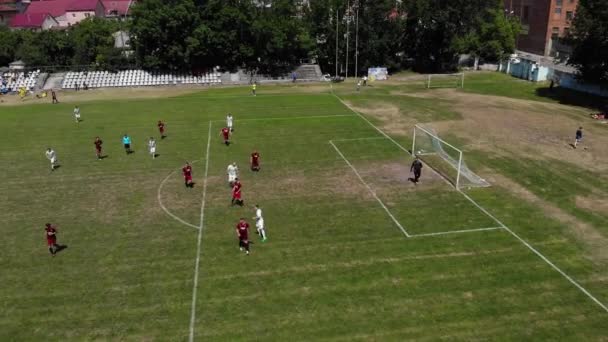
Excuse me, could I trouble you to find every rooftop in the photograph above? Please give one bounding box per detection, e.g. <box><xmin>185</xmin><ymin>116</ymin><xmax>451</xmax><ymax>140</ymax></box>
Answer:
<box><xmin>10</xmin><ymin>13</ymin><xmax>52</xmax><ymax>27</ymax></box>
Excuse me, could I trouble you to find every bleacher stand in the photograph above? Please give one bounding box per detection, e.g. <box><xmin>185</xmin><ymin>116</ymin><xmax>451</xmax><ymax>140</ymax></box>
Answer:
<box><xmin>61</xmin><ymin>70</ymin><xmax>222</xmax><ymax>89</ymax></box>
<box><xmin>0</xmin><ymin>70</ymin><xmax>41</xmax><ymax>93</ymax></box>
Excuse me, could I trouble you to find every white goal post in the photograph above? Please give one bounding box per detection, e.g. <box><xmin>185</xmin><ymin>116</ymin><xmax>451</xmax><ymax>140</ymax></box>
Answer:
<box><xmin>411</xmin><ymin>124</ymin><xmax>489</xmax><ymax>190</ymax></box>
<box><xmin>426</xmin><ymin>73</ymin><xmax>465</xmax><ymax>89</ymax></box>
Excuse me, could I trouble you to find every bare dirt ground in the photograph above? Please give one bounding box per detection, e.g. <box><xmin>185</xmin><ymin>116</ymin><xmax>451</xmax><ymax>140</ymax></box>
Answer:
<box><xmin>431</xmin><ymin>90</ymin><xmax>608</xmax><ymax>172</ymax></box>
<box><xmin>0</xmin><ymin>82</ymin><xmax>333</xmax><ymax>106</ymax></box>
<box><xmin>355</xmin><ymin>160</ymin><xmax>446</xmax><ymax>194</ymax></box>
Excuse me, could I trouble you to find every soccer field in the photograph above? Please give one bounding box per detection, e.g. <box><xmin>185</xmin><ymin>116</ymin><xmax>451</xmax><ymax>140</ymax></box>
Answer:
<box><xmin>1</xmin><ymin>84</ymin><xmax>607</xmax><ymax>340</ymax></box>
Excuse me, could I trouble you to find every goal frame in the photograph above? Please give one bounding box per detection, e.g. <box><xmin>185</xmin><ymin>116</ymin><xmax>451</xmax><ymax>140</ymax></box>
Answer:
<box><xmin>411</xmin><ymin>124</ymin><xmax>464</xmax><ymax>190</ymax></box>
<box><xmin>426</xmin><ymin>73</ymin><xmax>465</xmax><ymax>89</ymax></box>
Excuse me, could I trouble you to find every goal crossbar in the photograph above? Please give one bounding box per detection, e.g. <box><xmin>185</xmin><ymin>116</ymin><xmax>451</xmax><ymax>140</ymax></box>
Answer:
<box><xmin>426</xmin><ymin>73</ymin><xmax>464</xmax><ymax>89</ymax></box>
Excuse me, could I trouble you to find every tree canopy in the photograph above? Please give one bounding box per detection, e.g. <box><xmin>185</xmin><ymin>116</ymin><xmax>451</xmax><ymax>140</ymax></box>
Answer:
<box><xmin>567</xmin><ymin>0</ymin><xmax>608</xmax><ymax>84</ymax></box>
<box><xmin>0</xmin><ymin>0</ymin><xmax>522</xmax><ymax>73</ymax></box>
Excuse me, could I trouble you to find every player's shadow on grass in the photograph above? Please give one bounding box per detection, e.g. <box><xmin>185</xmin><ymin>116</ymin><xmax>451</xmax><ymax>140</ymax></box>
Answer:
<box><xmin>52</xmin><ymin>165</ymin><xmax>62</xmax><ymax>171</ymax></box>
<box><xmin>99</xmin><ymin>155</ymin><xmax>109</xmax><ymax>159</ymax></box>
<box><xmin>153</xmin><ymin>154</ymin><xmax>159</xmax><ymax>158</ymax></box>
<box><xmin>126</xmin><ymin>150</ymin><xmax>134</xmax><ymax>155</ymax></box>
<box><xmin>55</xmin><ymin>245</ymin><xmax>68</xmax><ymax>254</ymax></box>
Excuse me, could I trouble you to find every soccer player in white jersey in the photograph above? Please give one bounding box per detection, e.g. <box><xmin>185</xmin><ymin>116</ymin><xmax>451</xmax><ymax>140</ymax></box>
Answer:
<box><xmin>227</xmin><ymin>162</ymin><xmax>238</xmax><ymax>186</ymax></box>
<box><xmin>73</xmin><ymin>106</ymin><xmax>81</xmax><ymax>123</ymax></box>
<box><xmin>226</xmin><ymin>113</ymin><xmax>234</xmax><ymax>132</ymax></box>
<box><xmin>253</xmin><ymin>204</ymin><xmax>267</xmax><ymax>242</ymax></box>
<box><xmin>45</xmin><ymin>148</ymin><xmax>58</xmax><ymax>171</ymax></box>
<box><xmin>148</xmin><ymin>137</ymin><xmax>157</xmax><ymax>159</ymax></box>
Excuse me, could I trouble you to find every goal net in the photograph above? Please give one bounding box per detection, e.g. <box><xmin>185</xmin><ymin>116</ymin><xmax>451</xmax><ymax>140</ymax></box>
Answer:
<box><xmin>426</xmin><ymin>73</ymin><xmax>464</xmax><ymax>89</ymax></box>
<box><xmin>412</xmin><ymin>124</ymin><xmax>489</xmax><ymax>190</ymax></box>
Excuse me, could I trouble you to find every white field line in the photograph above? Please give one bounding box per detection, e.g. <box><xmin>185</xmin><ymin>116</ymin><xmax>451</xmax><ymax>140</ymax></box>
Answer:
<box><xmin>502</xmin><ymin>225</ymin><xmax>608</xmax><ymax>313</ymax></box>
<box><xmin>332</xmin><ymin>92</ymin><xmax>608</xmax><ymax>314</ymax></box>
<box><xmin>188</xmin><ymin>122</ymin><xmax>213</xmax><ymax>342</ymax></box>
<box><xmin>410</xmin><ymin>227</ymin><xmax>504</xmax><ymax>238</ymax></box>
<box><xmin>330</xmin><ymin>140</ymin><xmax>410</xmax><ymax>238</ymax></box>
<box><xmin>330</xmin><ymin>136</ymin><xmax>387</xmax><ymax>142</ymax></box>
<box><xmin>331</xmin><ymin>93</ymin><xmax>452</xmax><ymax>187</ymax></box>
<box><xmin>157</xmin><ymin>161</ymin><xmax>201</xmax><ymax>231</ymax></box>
<box><xmin>209</xmin><ymin>114</ymin><xmax>356</xmax><ymax>123</ymax></box>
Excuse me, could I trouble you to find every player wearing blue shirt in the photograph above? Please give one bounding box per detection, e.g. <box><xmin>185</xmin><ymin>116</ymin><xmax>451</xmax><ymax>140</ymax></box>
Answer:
<box><xmin>122</xmin><ymin>134</ymin><xmax>132</xmax><ymax>154</ymax></box>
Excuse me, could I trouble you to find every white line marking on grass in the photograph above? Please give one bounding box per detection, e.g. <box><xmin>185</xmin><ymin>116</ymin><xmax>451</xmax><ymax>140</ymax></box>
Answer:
<box><xmin>189</xmin><ymin>122</ymin><xmax>213</xmax><ymax>342</ymax></box>
<box><xmin>501</xmin><ymin>225</ymin><xmax>608</xmax><ymax>313</ymax></box>
<box><xmin>331</xmin><ymin>93</ymin><xmax>453</xmax><ymax>187</ymax></box>
<box><xmin>330</xmin><ymin>136</ymin><xmax>387</xmax><ymax>142</ymax></box>
<box><xmin>330</xmin><ymin>140</ymin><xmax>410</xmax><ymax>237</ymax></box>
<box><xmin>157</xmin><ymin>162</ymin><xmax>201</xmax><ymax>231</ymax></box>
<box><xmin>331</xmin><ymin>92</ymin><xmax>608</xmax><ymax>314</ymax></box>
<box><xmin>410</xmin><ymin>227</ymin><xmax>504</xmax><ymax>238</ymax></box>
<box><xmin>209</xmin><ymin>114</ymin><xmax>356</xmax><ymax>123</ymax></box>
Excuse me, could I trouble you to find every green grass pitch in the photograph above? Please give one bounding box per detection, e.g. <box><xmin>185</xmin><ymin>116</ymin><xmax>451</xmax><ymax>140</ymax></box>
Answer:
<box><xmin>1</xmin><ymin>87</ymin><xmax>607</xmax><ymax>340</ymax></box>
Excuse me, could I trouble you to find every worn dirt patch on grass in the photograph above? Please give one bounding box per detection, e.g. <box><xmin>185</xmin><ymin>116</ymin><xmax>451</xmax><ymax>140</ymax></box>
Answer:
<box><xmin>486</xmin><ymin>171</ymin><xmax>608</xmax><ymax>265</ymax></box>
<box><xmin>575</xmin><ymin>195</ymin><xmax>608</xmax><ymax>213</ymax></box>
<box><xmin>205</xmin><ymin>166</ymin><xmax>374</xmax><ymax>204</ymax></box>
<box><xmin>422</xmin><ymin>90</ymin><xmax>608</xmax><ymax>173</ymax></box>
<box><xmin>355</xmin><ymin>160</ymin><xmax>445</xmax><ymax>195</ymax></box>
<box><xmin>343</xmin><ymin>101</ymin><xmax>415</xmax><ymax>136</ymax></box>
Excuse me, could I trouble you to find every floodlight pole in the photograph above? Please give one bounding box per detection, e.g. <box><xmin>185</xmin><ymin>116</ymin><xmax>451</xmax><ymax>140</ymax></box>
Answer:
<box><xmin>335</xmin><ymin>9</ymin><xmax>339</xmax><ymax>77</ymax></box>
<box><xmin>354</xmin><ymin>1</ymin><xmax>359</xmax><ymax>79</ymax></box>
<box><xmin>345</xmin><ymin>0</ymin><xmax>350</xmax><ymax>79</ymax></box>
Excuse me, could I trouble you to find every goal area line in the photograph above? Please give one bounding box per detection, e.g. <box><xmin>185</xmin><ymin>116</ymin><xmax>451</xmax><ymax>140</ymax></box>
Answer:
<box><xmin>330</xmin><ymin>140</ymin><xmax>502</xmax><ymax>238</ymax></box>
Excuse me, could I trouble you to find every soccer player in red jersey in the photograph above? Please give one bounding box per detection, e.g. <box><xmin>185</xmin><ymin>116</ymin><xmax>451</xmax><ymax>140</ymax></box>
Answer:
<box><xmin>250</xmin><ymin>150</ymin><xmax>261</xmax><ymax>171</ymax></box>
<box><xmin>236</xmin><ymin>218</ymin><xmax>250</xmax><ymax>255</ymax></box>
<box><xmin>183</xmin><ymin>162</ymin><xmax>194</xmax><ymax>188</ymax></box>
<box><xmin>45</xmin><ymin>223</ymin><xmax>59</xmax><ymax>256</ymax></box>
<box><xmin>231</xmin><ymin>178</ymin><xmax>243</xmax><ymax>206</ymax></box>
<box><xmin>158</xmin><ymin>120</ymin><xmax>166</xmax><ymax>139</ymax></box>
<box><xmin>220</xmin><ymin>127</ymin><xmax>230</xmax><ymax>146</ymax></box>
<box><xmin>94</xmin><ymin>137</ymin><xmax>103</xmax><ymax>160</ymax></box>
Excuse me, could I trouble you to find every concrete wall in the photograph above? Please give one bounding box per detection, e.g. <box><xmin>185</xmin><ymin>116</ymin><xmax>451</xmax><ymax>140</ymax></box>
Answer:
<box><xmin>555</xmin><ymin>71</ymin><xmax>608</xmax><ymax>97</ymax></box>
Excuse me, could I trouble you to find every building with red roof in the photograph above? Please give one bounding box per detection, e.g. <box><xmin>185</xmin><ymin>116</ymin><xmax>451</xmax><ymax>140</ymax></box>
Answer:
<box><xmin>101</xmin><ymin>0</ymin><xmax>132</xmax><ymax>18</ymax></box>
<box><xmin>0</xmin><ymin>0</ymin><xmax>18</xmax><ymax>26</ymax></box>
<box><xmin>17</xmin><ymin>0</ymin><xmax>105</xmax><ymax>28</ymax></box>
<box><xmin>10</xmin><ymin>12</ymin><xmax>59</xmax><ymax>30</ymax></box>
<box><xmin>64</xmin><ymin>0</ymin><xmax>105</xmax><ymax>26</ymax></box>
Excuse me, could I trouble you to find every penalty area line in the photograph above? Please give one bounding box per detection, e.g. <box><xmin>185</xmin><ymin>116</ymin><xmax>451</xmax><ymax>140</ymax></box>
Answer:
<box><xmin>189</xmin><ymin>121</ymin><xmax>213</xmax><ymax>342</ymax></box>
<box><xmin>410</xmin><ymin>226</ymin><xmax>504</xmax><ymax>238</ymax></box>
<box><xmin>330</xmin><ymin>140</ymin><xmax>411</xmax><ymax>238</ymax></box>
<box><xmin>209</xmin><ymin>114</ymin><xmax>356</xmax><ymax>123</ymax></box>
<box><xmin>332</xmin><ymin>92</ymin><xmax>608</xmax><ymax>315</ymax></box>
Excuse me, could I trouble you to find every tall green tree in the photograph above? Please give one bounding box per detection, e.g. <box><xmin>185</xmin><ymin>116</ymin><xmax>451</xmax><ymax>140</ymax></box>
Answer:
<box><xmin>404</xmin><ymin>0</ymin><xmax>516</xmax><ymax>72</ymax></box>
<box><xmin>200</xmin><ymin>0</ymin><xmax>255</xmax><ymax>71</ymax></box>
<box><xmin>452</xmin><ymin>4</ymin><xmax>520</xmax><ymax>65</ymax></box>
<box><xmin>354</xmin><ymin>0</ymin><xmax>406</xmax><ymax>74</ymax></box>
<box><xmin>70</xmin><ymin>17</ymin><xmax>118</xmax><ymax>67</ymax></box>
<box><xmin>249</xmin><ymin>0</ymin><xmax>312</xmax><ymax>75</ymax></box>
<box><xmin>567</xmin><ymin>0</ymin><xmax>608</xmax><ymax>84</ymax></box>
<box><xmin>129</xmin><ymin>0</ymin><xmax>204</xmax><ymax>70</ymax></box>
<box><xmin>0</xmin><ymin>25</ymin><xmax>19</xmax><ymax>66</ymax></box>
